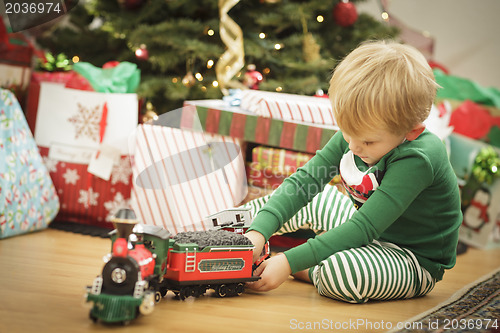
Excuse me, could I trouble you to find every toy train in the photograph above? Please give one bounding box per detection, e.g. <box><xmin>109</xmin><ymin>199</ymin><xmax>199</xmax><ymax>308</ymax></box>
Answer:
<box><xmin>85</xmin><ymin>208</ymin><xmax>269</xmax><ymax>325</ymax></box>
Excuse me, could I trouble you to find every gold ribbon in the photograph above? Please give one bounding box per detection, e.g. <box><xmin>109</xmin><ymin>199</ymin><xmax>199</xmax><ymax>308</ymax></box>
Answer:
<box><xmin>216</xmin><ymin>0</ymin><xmax>246</xmax><ymax>94</ymax></box>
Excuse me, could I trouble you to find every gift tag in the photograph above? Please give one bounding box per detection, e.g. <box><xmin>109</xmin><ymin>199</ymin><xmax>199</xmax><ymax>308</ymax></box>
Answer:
<box><xmin>49</xmin><ymin>143</ymin><xmax>95</xmax><ymax>164</ymax></box>
<box><xmin>87</xmin><ymin>144</ymin><xmax>121</xmax><ymax>181</ymax></box>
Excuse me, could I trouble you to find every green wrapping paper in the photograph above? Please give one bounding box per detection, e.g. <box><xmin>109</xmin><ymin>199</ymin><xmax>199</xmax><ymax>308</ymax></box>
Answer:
<box><xmin>182</xmin><ymin>100</ymin><xmax>337</xmax><ymax>154</ymax></box>
<box><xmin>72</xmin><ymin>62</ymin><xmax>140</xmax><ymax>93</ymax></box>
<box><xmin>434</xmin><ymin>69</ymin><xmax>500</xmax><ymax>108</ymax></box>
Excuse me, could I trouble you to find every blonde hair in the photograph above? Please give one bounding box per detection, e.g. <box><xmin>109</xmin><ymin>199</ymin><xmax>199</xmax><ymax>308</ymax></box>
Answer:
<box><xmin>328</xmin><ymin>40</ymin><xmax>439</xmax><ymax>136</ymax></box>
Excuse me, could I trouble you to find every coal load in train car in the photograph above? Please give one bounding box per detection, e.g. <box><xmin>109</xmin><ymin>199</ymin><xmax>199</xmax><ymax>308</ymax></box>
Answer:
<box><xmin>172</xmin><ymin>229</ymin><xmax>253</xmax><ymax>249</ymax></box>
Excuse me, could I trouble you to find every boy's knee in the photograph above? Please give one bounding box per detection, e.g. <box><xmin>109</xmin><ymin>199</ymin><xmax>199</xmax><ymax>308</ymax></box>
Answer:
<box><xmin>312</xmin><ymin>258</ymin><xmax>368</xmax><ymax>304</ymax></box>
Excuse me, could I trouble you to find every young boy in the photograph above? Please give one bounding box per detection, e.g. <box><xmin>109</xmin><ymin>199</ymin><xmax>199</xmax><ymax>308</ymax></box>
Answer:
<box><xmin>244</xmin><ymin>40</ymin><xmax>462</xmax><ymax>303</ymax></box>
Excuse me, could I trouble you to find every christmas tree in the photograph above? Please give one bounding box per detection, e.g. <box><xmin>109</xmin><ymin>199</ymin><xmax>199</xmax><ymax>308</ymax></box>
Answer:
<box><xmin>37</xmin><ymin>0</ymin><xmax>397</xmax><ymax>114</ymax></box>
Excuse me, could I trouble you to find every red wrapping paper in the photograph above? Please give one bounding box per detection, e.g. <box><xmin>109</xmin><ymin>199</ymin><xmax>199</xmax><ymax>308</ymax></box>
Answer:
<box><xmin>450</xmin><ymin>100</ymin><xmax>500</xmax><ymax>140</ymax></box>
<box><xmin>38</xmin><ymin>147</ymin><xmax>132</xmax><ymax>228</ymax></box>
<box><xmin>0</xmin><ymin>32</ymin><xmax>34</xmax><ymax>107</ymax></box>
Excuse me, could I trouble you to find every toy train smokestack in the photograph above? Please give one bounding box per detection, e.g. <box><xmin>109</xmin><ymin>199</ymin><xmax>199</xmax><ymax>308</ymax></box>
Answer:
<box><xmin>111</xmin><ymin>208</ymin><xmax>139</xmax><ymax>240</ymax></box>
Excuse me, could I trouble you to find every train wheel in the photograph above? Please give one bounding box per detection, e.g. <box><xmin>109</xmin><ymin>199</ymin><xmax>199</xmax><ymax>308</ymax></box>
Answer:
<box><xmin>140</xmin><ymin>292</ymin><xmax>155</xmax><ymax>315</ymax></box>
<box><xmin>182</xmin><ymin>287</ymin><xmax>192</xmax><ymax>299</ymax></box>
<box><xmin>215</xmin><ymin>284</ymin><xmax>228</xmax><ymax>298</ymax></box>
<box><xmin>235</xmin><ymin>283</ymin><xmax>245</xmax><ymax>296</ymax></box>
<box><xmin>178</xmin><ymin>288</ymin><xmax>188</xmax><ymax>301</ymax></box>
<box><xmin>148</xmin><ymin>285</ymin><xmax>162</xmax><ymax>303</ymax></box>
<box><xmin>154</xmin><ymin>291</ymin><xmax>162</xmax><ymax>303</ymax></box>
<box><xmin>192</xmin><ymin>286</ymin><xmax>204</xmax><ymax>298</ymax></box>
<box><xmin>89</xmin><ymin>311</ymin><xmax>98</xmax><ymax>323</ymax></box>
<box><xmin>188</xmin><ymin>286</ymin><xmax>198</xmax><ymax>298</ymax></box>
<box><xmin>159</xmin><ymin>287</ymin><xmax>169</xmax><ymax>297</ymax></box>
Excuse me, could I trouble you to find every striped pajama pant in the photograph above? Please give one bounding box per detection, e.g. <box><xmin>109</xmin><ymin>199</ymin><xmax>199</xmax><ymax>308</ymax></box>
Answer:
<box><xmin>243</xmin><ymin>184</ymin><xmax>436</xmax><ymax>303</ymax></box>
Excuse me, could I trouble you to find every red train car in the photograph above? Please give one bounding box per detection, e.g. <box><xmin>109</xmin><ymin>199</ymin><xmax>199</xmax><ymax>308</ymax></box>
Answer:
<box><xmin>162</xmin><ymin>241</ymin><xmax>259</xmax><ymax>299</ymax></box>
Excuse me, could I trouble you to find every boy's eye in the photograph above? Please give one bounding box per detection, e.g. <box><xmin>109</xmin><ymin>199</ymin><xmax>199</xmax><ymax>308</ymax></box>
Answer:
<box><xmin>363</xmin><ymin>141</ymin><xmax>374</xmax><ymax>145</ymax></box>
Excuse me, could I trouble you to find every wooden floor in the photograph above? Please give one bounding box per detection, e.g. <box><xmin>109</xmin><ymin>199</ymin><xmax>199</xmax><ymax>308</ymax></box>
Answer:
<box><xmin>1</xmin><ymin>228</ymin><xmax>499</xmax><ymax>333</ymax></box>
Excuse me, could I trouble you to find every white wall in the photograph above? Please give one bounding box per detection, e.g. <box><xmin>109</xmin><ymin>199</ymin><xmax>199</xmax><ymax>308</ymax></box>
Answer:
<box><xmin>357</xmin><ymin>0</ymin><xmax>500</xmax><ymax>89</ymax></box>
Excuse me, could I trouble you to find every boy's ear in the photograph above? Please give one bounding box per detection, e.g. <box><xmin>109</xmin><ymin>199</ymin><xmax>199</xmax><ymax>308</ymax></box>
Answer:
<box><xmin>405</xmin><ymin>123</ymin><xmax>426</xmax><ymax>141</ymax></box>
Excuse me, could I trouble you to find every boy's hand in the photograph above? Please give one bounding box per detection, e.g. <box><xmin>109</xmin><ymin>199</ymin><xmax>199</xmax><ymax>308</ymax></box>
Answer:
<box><xmin>246</xmin><ymin>253</ymin><xmax>292</xmax><ymax>292</ymax></box>
<box><xmin>245</xmin><ymin>230</ymin><xmax>266</xmax><ymax>263</ymax></box>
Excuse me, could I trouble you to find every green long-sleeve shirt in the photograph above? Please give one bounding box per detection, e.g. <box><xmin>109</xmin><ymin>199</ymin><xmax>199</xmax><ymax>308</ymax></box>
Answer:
<box><xmin>248</xmin><ymin>130</ymin><xmax>462</xmax><ymax>280</ymax></box>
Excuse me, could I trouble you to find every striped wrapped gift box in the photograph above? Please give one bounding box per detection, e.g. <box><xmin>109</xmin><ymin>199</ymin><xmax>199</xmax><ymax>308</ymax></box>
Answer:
<box><xmin>239</xmin><ymin>90</ymin><xmax>336</xmax><ymax>126</ymax></box>
<box><xmin>130</xmin><ymin>124</ymin><xmax>248</xmax><ymax>234</ymax></box>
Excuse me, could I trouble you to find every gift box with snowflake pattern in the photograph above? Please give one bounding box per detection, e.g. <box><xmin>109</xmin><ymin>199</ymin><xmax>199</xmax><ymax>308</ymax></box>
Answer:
<box><xmin>33</xmin><ymin>83</ymin><xmax>138</xmax><ymax>228</ymax></box>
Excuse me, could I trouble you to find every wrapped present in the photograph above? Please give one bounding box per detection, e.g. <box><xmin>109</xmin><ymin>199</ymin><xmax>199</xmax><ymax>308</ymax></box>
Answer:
<box><xmin>0</xmin><ymin>28</ymin><xmax>34</xmax><ymax>108</ymax></box>
<box><xmin>0</xmin><ymin>89</ymin><xmax>59</xmax><ymax>239</ymax></box>
<box><xmin>130</xmin><ymin>124</ymin><xmax>247</xmax><ymax>234</ymax></box>
<box><xmin>25</xmin><ymin>61</ymin><xmax>139</xmax><ymax>134</ymax></box>
<box><xmin>25</xmin><ymin>71</ymin><xmax>81</xmax><ymax>134</ymax></box>
<box><xmin>246</xmin><ymin>162</ymin><xmax>287</xmax><ymax>190</ymax></box>
<box><xmin>252</xmin><ymin>146</ymin><xmax>313</xmax><ymax>175</ymax></box>
<box><xmin>449</xmin><ymin>133</ymin><xmax>500</xmax><ymax>249</ymax></box>
<box><xmin>246</xmin><ymin>146</ymin><xmax>314</xmax><ymax>189</ymax></box>
<box><xmin>449</xmin><ymin>100</ymin><xmax>500</xmax><ymax>143</ymax></box>
<box><xmin>183</xmin><ymin>100</ymin><xmax>337</xmax><ymax>154</ymax></box>
<box><xmin>239</xmin><ymin>89</ymin><xmax>336</xmax><ymax>126</ymax></box>
<box><xmin>34</xmin><ymin>83</ymin><xmax>138</xmax><ymax>228</ymax></box>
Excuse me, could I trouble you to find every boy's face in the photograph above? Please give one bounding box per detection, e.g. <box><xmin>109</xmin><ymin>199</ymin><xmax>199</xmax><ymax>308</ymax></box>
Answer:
<box><xmin>341</xmin><ymin>128</ymin><xmax>406</xmax><ymax>166</ymax></box>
